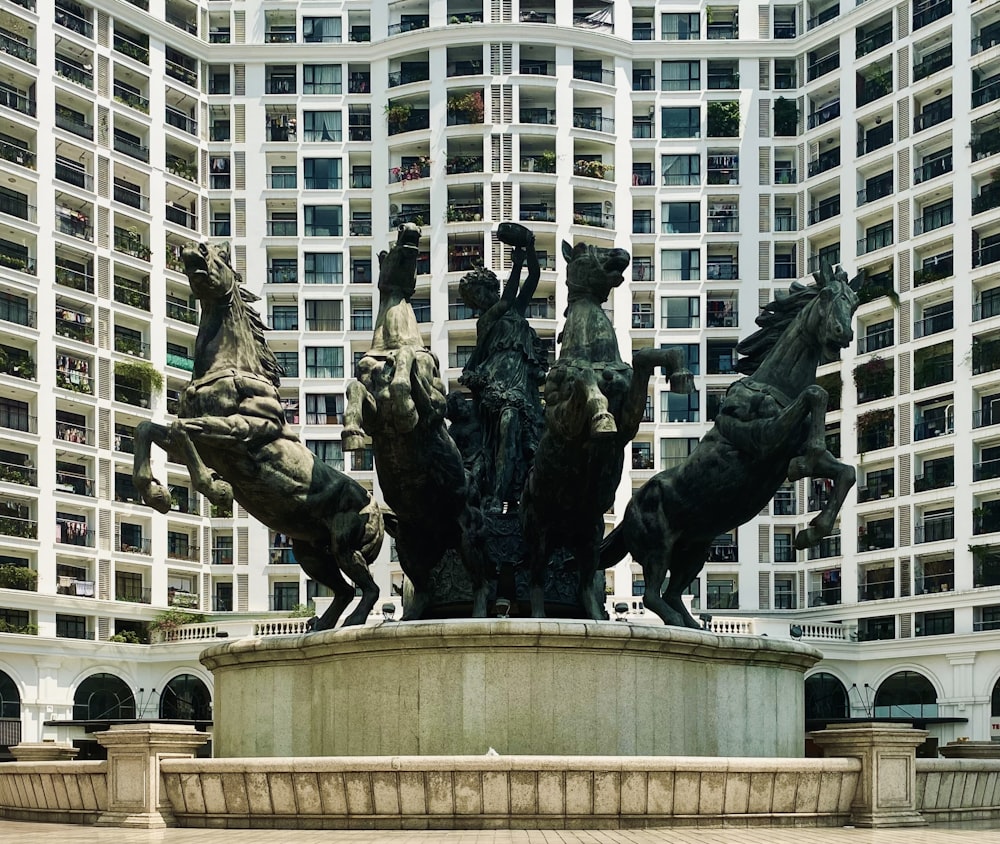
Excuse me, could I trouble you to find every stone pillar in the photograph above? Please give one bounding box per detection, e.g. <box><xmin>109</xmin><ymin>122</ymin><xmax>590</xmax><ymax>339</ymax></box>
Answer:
<box><xmin>10</xmin><ymin>742</ymin><xmax>79</xmax><ymax>761</ymax></box>
<box><xmin>94</xmin><ymin>723</ymin><xmax>209</xmax><ymax>828</ymax></box>
<box><xmin>810</xmin><ymin>722</ymin><xmax>927</xmax><ymax>828</ymax></box>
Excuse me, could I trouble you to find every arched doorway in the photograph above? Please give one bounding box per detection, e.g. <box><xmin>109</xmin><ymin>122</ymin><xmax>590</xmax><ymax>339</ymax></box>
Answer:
<box><xmin>805</xmin><ymin>671</ymin><xmax>849</xmax><ymax>722</ymax></box>
<box><xmin>160</xmin><ymin>674</ymin><xmax>211</xmax><ymax>721</ymax></box>
<box><xmin>874</xmin><ymin>670</ymin><xmax>937</xmax><ymax>718</ymax></box>
<box><xmin>991</xmin><ymin>676</ymin><xmax>1000</xmax><ymax>741</ymax></box>
<box><xmin>73</xmin><ymin>673</ymin><xmax>135</xmax><ymax>720</ymax></box>
<box><xmin>0</xmin><ymin>670</ymin><xmax>21</xmax><ymax>753</ymax></box>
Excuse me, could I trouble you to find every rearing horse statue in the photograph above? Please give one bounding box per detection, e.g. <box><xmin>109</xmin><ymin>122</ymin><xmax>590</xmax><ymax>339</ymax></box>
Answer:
<box><xmin>131</xmin><ymin>243</ymin><xmax>384</xmax><ymax>630</ymax></box>
<box><xmin>520</xmin><ymin>240</ymin><xmax>694</xmax><ymax>620</ymax></box>
<box><xmin>601</xmin><ymin>264</ymin><xmax>861</xmax><ymax>626</ymax></box>
<box><xmin>343</xmin><ymin>225</ymin><xmax>490</xmax><ymax>619</ymax></box>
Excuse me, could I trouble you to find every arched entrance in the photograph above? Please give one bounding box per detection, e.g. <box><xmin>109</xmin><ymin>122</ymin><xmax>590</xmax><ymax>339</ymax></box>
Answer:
<box><xmin>160</xmin><ymin>674</ymin><xmax>211</xmax><ymax>721</ymax></box>
<box><xmin>0</xmin><ymin>669</ymin><xmax>21</xmax><ymax>754</ymax></box>
<box><xmin>73</xmin><ymin>673</ymin><xmax>135</xmax><ymax>720</ymax></box>
<box><xmin>805</xmin><ymin>671</ymin><xmax>849</xmax><ymax>722</ymax></box>
<box><xmin>874</xmin><ymin>670</ymin><xmax>937</xmax><ymax>718</ymax></box>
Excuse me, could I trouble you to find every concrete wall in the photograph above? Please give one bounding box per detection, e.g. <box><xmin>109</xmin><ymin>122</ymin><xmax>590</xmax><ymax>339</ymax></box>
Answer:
<box><xmin>916</xmin><ymin>759</ymin><xmax>1000</xmax><ymax>823</ymax></box>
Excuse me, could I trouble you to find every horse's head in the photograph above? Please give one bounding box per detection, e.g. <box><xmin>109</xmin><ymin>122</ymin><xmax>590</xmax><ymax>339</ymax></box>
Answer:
<box><xmin>810</xmin><ymin>264</ymin><xmax>861</xmax><ymax>362</ymax></box>
<box><xmin>181</xmin><ymin>242</ymin><xmax>244</xmax><ymax>302</ymax></box>
<box><xmin>377</xmin><ymin>224</ymin><xmax>421</xmax><ymax>299</ymax></box>
<box><xmin>561</xmin><ymin>241</ymin><xmax>630</xmax><ymax>304</ymax></box>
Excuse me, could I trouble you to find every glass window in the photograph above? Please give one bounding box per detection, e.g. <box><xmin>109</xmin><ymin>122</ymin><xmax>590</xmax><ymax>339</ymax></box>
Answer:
<box><xmin>661</xmin><ymin>249</ymin><xmax>701</xmax><ymax>281</ymax></box>
<box><xmin>305</xmin><ymin>300</ymin><xmax>343</xmax><ymax>330</ymax></box>
<box><xmin>662</xmin><ymin>107</ymin><xmax>701</xmax><ymax>138</ymax></box>
<box><xmin>660</xmin><ymin>437</ymin><xmax>698</xmax><ymax>468</ymax></box>
<box><xmin>661</xmin><ymin>154</ymin><xmax>701</xmax><ymax>186</ymax></box>
<box><xmin>304</xmin><ymin>346</ymin><xmax>344</xmax><ymax>378</ymax></box>
<box><xmin>662</xmin><ymin>61</ymin><xmax>701</xmax><ymax>91</ymax></box>
<box><xmin>662</xmin><ymin>12</ymin><xmax>700</xmax><ymax>39</ymax></box>
<box><xmin>303</xmin><ymin>158</ymin><xmax>342</xmax><ymax>189</ymax></box>
<box><xmin>661</xmin><ymin>343</ymin><xmax>700</xmax><ymax>375</ymax></box>
<box><xmin>303</xmin><ymin>17</ymin><xmax>342</xmax><ymax>43</ymax></box>
<box><xmin>304</xmin><ymin>205</ymin><xmax>343</xmax><ymax>237</ymax></box>
<box><xmin>303</xmin><ymin>111</ymin><xmax>342</xmax><ymax>142</ymax></box>
<box><xmin>274</xmin><ymin>351</ymin><xmax>298</xmax><ymax>376</ymax></box>
<box><xmin>306</xmin><ymin>439</ymin><xmax>344</xmax><ymax>470</ymax></box>
<box><xmin>305</xmin><ymin>252</ymin><xmax>343</xmax><ymax>284</ymax></box>
<box><xmin>270</xmin><ymin>304</ymin><xmax>298</xmax><ymax>330</ymax></box>
<box><xmin>661</xmin><ymin>297</ymin><xmax>700</xmax><ymax>328</ymax></box>
<box><xmin>662</xmin><ymin>202</ymin><xmax>701</xmax><ymax>234</ymax></box>
<box><xmin>303</xmin><ymin>64</ymin><xmax>342</xmax><ymax>94</ymax></box>
<box><xmin>661</xmin><ymin>391</ymin><xmax>700</xmax><ymax>423</ymax></box>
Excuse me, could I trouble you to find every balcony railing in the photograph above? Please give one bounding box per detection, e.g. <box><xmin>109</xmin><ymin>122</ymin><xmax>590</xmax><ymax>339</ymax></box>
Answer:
<box><xmin>808</xmin><ymin>149</ymin><xmax>840</xmax><ymax>176</ymax></box>
<box><xmin>572</xmin><ymin>112</ymin><xmax>615</xmax><ymax>133</ymax></box>
<box><xmin>914</xmin><ymin>256</ymin><xmax>953</xmax><ymax>286</ymax></box>
<box><xmin>0</xmin><ymin>31</ymin><xmax>36</xmax><ymax>64</ymax></box>
<box><xmin>113</xmin><ymin>33</ymin><xmax>149</xmax><ymax>64</ymax></box>
<box><xmin>807</xmin><ymin>100</ymin><xmax>840</xmax><ymax>129</ymax></box>
<box><xmin>165</xmin><ymin>106</ymin><xmax>197</xmax><ymax>135</ymax></box>
<box><xmin>974</xmin><ymin>458</ymin><xmax>1000</xmax><ymax>482</ymax></box>
<box><xmin>914</xmin><ymin>153</ymin><xmax>952</xmax><ymax>184</ymax></box>
<box><xmin>913</xmin><ymin>310</ymin><xmax>952</xmax><ymax>338</ymax></box>
<box><xmin>913</xmin><ymin>0</ymin><xmax>951</xmax><ymax>30</ymax></box>
<box><xmin>973</xmin><ymin>78</ymin><xmax>1000</xmax><ymax>109</ymax></box>
<box><xmin>116</xmin><ymin>586</ymin><xmax>151</xmax><ymax>604</ymax></box>
<box><xmin>915</xmin><ymin>516</ymin><xmax>955</xmax><ymax>543</ymax></box>
<box><xmin>857</xmin><ymin>24</ymin><xmax>892</xmax><ymax>57</ymax></box>
<box><xmin>0</xmin><ymin>139</ymin><xmax>34</xmax><ymax>169</ymax></box>
<box><xmin>913</xmin><ymin>45</ymin><xmax>952</xmax><ymax>81</ymax></box>
<box><xmin>807</xmin><ymin>53</ymin><xmax>840</xmax><ymax>81</ymax></box>
<box><xmin>808</xmin><ymin>200</ymin><xmax>840</xmax><ymax>224</ymax></box>
<box><xmin>55</xmin><ymin>110</ymin><xmax>90</xmax><ymax>137</ymax></box>
<box><xmin>914</xmin><ymin>98</ymin><xmax>952</xmax><ymax>132</ymax></box>
<box><xmin>55</xmin><ymin>57</ymin><xmax>93</xmax><ymax>88</ymax></box>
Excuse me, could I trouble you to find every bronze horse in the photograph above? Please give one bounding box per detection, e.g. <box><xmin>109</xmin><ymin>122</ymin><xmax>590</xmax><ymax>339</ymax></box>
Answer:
<box><xmin>521</xmin><ymin>241</ymin><xmax>694</xmax><ymax>620</ymax></box>
<box><xmin>601</xmin><ymin>265</ymin><xmax>860</xmax><ymax>627</ymax></box>
<box><xmin>343</xmin><ymin>225</ymin><xmax>490</xmax><ymax>619</ymax></box>
<box><xmin>132</xmin><ymin>243</ymin><xmax>383</xmax><ymax>630</ymax></box>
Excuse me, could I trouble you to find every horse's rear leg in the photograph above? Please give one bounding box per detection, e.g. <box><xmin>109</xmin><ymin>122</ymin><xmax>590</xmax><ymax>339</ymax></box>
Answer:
<box><xmin>663</xmin><ymin>550</ymin><xmax>707</xmax><ymax>629</ymax></box>
<box><xmin>458</xmin><ymin>508</ymin><xmax>490</xmax><ymax>618</ymax></box>
<box><xmin>294</xmin><ymin>540</ymin><xmax>355</xmax><ymax>631</ymax></box>
<box><xmin>342</xmin><ymin>381</ymin><xmax>372</xmax><ymax>451</ymax></box>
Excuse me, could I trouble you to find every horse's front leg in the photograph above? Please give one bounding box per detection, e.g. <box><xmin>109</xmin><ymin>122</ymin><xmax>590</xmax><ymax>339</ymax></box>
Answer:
<box><xmin>388</xmin><ymin>346</ymin><xmax>419</xmax><ymax>432</ymax></box>
<box><xmin>785</xmin><ymin>384</ymin><xmax>829</xmax><ymax>476</ymax></box>
<box><xmin>343</xmin><ymin>380</ymin><xmax>375</xmax><ymax>451</ymax></box>
<box><xmin>132</xmin><ymin>421</ymin><xmax>174</xmax><ymax>514</ymax></box>
<box><xmin>167</xmin><ymin>420</ymin><xmax>234</xmax><ymax>509</ymax></box>
<box><xmin>545</xmin><ymin>364</ymin><xmax>614</xmax><ymax>439</ymax></box>
<box><xmin>623</xmin><ymin>348</ymin><xmax>694</xmax><ymax>437</ymax></box>
<box><xmin>793</xmin><ymin>450</ymin><xmax>856</xmax><ymax>549</ymax></box>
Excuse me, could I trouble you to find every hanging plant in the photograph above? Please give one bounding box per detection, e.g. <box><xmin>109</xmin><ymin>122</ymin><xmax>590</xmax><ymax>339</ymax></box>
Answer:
<box><xmin>114</xmin><ymin>359</ymin><xmax>164</xmax><ymax>392</ymax></box>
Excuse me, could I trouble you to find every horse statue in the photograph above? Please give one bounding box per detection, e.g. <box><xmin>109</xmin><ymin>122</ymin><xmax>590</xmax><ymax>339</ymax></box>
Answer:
<box><xmin>131</xmin><ymin>243</ymin><xmax>383</xmax><ymax>630</ymax></box>
<box><xmin>520</xmin><ymin>240</ymin><xmax>694</xmax><ymax>620</ymax></box>
<box><xmin>601</xmin><ymin>264</ymin><xmax>861</xmax><ymax>627</ymax></box>
<box><xmin>342</xmin><ymin>224</ymin><xmax>490</xmax><ymax>620</ymax></box>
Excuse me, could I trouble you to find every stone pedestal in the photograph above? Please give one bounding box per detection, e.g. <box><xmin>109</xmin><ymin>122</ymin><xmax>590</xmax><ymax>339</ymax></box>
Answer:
<box><xmin>938</xmin><ymin>740</ymin><xmax>1000</xmax><ymax>758</ymax></box>
<box><xmin>10</xmin><ymin>742</ymin><xmax>79</xmax><ymax>761</ymax></box>
<box><xmin>201</xmin><ymin>619</ymin><xmax>822</xmax><ymax>759</ymax></box>
<box><xmin>94</xmin><ymin>723</ymin><xmax>209</xmax><ymax>828</ymax></box>
<box><xmin>810</xmin><ymin>722</ymin><xmax>927</xmax><ymax>828</ymax></box>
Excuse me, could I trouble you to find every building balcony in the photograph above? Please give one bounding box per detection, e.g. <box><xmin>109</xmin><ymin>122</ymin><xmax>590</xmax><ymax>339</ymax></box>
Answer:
<box><xmin>115</xmin><ymin>586</ymin><xmax>151</xmax><ymax>604</ymax></box>
<box><xmin>808</xmin><ymin>199</ymin><xmax>840</xmax><ymax>224</ymax></box>
<box><xmin>56</xmin><ymin>577</ymin><xmax>94</xmax><ymax>597</ymax></box>
<box><xmin>913</xmin><ymin>45</ymin><xmax>951</xmax><ymax>81</ymax></box>
<box><xmin>914</xmin><ymin>256</ymin><xmax>953</xmax><ymax>286</ymax></box>
<box><xmin>0</xmin><ymin>31</ymin><xmax>35</xmax><ymax>65</ymax></box>
<box><xmin>572</xmin><ymin>112</ymin><xmax>614</xmax><ymax>133</ymax></box>
<box><xmin>807</xmin><ymin>535</ymin><xmax>841</xmax><ymax>560</ymax></box>
<box><xmin>0</xmin><ymin>88</ymin><xmax>35</xmax><ymax>118</ymax></box>
<box><xmin>0</xmin><ymin>139</ymin><xmax>34</xmax><ymax>170</ymax></box>
<box><xmin>914</xmin><ymin>153</ymin><xmax>952</xmax><ymax>184</ymax></box>
<box><xmin>913</xmin><ymin>0</ymin><xmax>951</xmax><ymax>31</ymax></box>
<box><xmin>808</xmin><ymin>149</ymin><xmax>840</xmax><ymax>177</ymax></box>
<box><xmin>916</xmin><ymin>516</ymin><xmax>955</xmax><ymax>543</ymax></box>
<box><xmin>914</xmin><ymin>98</ymin><xmax>952</xmax><ymax>132</ymax></box>
<box><xmin>857</xmin><ymin>23</ymin><xmax>892</xmax><ymax>57</ymax></box>
<box><xmin>55</xmin><ymin>57</ymin><xmax>93</xmax><ymax>89</ymax></box>
<box><xmin>113</xmin><ymin>33</ymin><xmax>149</xmax><ymax>64</ymax></box>
<box><xmin>807</xmin><ymin>53</ymin><xmax>840</xmax><ymax>82</ymax></box>
<box><xmin>914</xmin><ymin>310</ymin><xmax>953</xmax><ymax>338</ymax></box>
<box><xmin>807</xmin><ymin>100</ymin><xmax>840</xmax><ymax>129</ymax></box>
<box><xmin>974</xmin><ymin>77</ymin><xmax>1000</xmax><ymax>110</ymax></box>
<box><xmin>974</xmin><ymin>338</ymin><xmax>1000</xmax><ymax>375</ymax></box>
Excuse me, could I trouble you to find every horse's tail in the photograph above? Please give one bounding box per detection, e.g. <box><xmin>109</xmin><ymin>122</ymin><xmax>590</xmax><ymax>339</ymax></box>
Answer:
<box><xmin>598</xmin><ymin>523</ymin><xmax>628</xmax><ymax>569</ymax></box>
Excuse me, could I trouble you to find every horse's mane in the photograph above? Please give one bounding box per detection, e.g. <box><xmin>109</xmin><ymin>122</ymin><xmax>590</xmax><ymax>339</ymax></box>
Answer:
<box><xmin>214</xmin><ymin>250</ymin><xmax>284</xmax><ymax>386</ymax></box>
<box><xmin>735</xmin><ymin>281</ymin><xmax>820</xmax><ymax>375</ymax></box>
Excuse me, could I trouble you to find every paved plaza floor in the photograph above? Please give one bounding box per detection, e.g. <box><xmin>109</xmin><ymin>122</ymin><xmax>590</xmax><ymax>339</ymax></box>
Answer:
<box><xmin>3</xmin><ymin>821</ymin><xmax>1000</xmax><ymax>844</ymax></box>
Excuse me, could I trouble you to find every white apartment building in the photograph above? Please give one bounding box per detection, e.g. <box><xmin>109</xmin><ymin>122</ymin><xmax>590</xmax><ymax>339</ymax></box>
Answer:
<box><xmin>0</xmin><ymin>0</ymin><xmax>998</xmax><ymax>755</ymax></box>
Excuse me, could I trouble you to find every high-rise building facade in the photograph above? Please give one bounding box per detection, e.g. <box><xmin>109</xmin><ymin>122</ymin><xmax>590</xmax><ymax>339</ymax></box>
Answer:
<box><xmin>0</xmin><ymin>0</ymin><xmax>998</xmax><ymax>750</ymax></box>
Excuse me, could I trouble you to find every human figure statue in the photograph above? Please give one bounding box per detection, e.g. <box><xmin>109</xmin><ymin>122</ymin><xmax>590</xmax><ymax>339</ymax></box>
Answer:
<box><xmin>459</xmin><ymin>223</ymin><xmax>548</xmax><ymax>511</ymax></box>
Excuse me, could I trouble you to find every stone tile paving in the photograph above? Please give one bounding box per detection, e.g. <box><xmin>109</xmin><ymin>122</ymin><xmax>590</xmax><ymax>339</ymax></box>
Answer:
<box><xmin>4</xmin><ymin>822</ymin><xmax>1000</xmax><ymax>844</ymax></box>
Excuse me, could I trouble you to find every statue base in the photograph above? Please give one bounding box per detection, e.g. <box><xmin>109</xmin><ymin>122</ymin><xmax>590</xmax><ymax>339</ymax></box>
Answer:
<box><xmin>421</xmin><ymin>511</ymin><xmax>607</xmax><ymax>619</ymax></box>
<box><xmin>200</xmin><ymin>620</ymin><xmax>821</xmax><ymax>758</ymax></box>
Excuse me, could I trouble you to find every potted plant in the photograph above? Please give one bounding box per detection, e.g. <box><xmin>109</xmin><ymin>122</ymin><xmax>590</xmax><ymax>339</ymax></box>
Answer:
<box><xmin>773</xmin><ymin>97</ymin><xmax>799</xmax><ymax>137</ymax></box>
<box><xmin>537</xmin><ymin>149</ymin><xmax>556</xmax><ymax>173</ymax></box>
<box><xmin>114</xmin><ymin>359</ymin><xmax>163</xmax><ymax>402</ymax></box>
<box><xmin>385</xmin><ymin>102</ymin><xmax>413</xmax><ymax>132</ymax></box>
<box><xmin>148</xmin><ymin>608</ymin><xmax>202</xmax><ymax>642</ymax></box>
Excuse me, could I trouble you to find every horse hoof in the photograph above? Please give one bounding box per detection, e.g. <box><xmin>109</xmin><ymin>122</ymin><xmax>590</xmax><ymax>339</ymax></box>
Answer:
<box><xmin>148</xmin><ymin>486</ymin><xmax>173</xmax><ymax>514</ymax></box>
<box><xmin>590</xmin><ymin>412</ymin><xmax>617</xmax><ymax>437</ymax></box>
<box><xmin>342</xmin><ymin>430</ymin><xmax>366</xmax><ymax>451</ymax></box>
<box><xmin>209</xmin><ymin>480</ymin><xmax>234</xmax><ymax>507</ymax></box>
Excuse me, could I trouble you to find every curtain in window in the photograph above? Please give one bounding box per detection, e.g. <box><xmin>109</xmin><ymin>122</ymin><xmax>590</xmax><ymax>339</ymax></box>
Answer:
<box><xmin>305</xmin><ymin>252</ymin><xmax>343</xmax><ymax>284</ymax></box>
<box><xmin>303</xmin><ymin>65</ymin><xmax>342</xmax><ymax>94</ymax></box>
<box><xmin>303</xmin><ymin>17</ymin><xmax>342</xmax><ymax>42</ymax></box>
<box><xmin>304</xmin><ymin>111</ymin><xmax>342</xmax><ymax>142</ymax></box>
